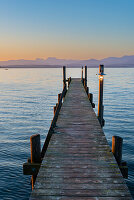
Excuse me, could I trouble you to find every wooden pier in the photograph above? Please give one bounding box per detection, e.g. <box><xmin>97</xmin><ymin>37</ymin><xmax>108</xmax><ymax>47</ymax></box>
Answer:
<box><xmin>27</xmin><ymin>67</ymin><xmax>132</xmax><ymax>199</ymax></box>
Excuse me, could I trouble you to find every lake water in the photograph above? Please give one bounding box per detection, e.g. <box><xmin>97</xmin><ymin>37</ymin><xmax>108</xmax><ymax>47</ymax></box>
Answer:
<box><xmin>0</xmin><ymin>68</ymin><xmax>134</xmax><ymax>199</ymax></box>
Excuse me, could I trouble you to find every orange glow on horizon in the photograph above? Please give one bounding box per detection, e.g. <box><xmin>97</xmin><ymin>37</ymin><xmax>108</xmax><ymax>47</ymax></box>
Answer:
<box><xmin>0</xmin><ymin>51</ymin><xmax>134</xmax><ymax>62</ymax></box>
<box><xmin>0</xmin><ymin>39</ymin><xmax>134</xmax><ymax>61</ymax></box>
<box><xmin>0</xmin><ymin>33</ymin><xmax>134</xmax><ymax>61</ymax></box>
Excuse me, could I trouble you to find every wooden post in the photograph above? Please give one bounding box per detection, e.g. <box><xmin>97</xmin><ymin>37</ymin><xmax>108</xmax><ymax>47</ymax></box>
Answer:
<box><xmin>23</xmin><ymin>135</ymin><xmax>41</xmax><ymax>179</ymax></box>
<box><xmin>31</xmin><ymin>176</ymin><xmax>35</xmax><ymax>190</ymax></box>
<box><xmin>98</xmin><ymin>64</ymin><xmax>104</xmax><ymax>127</ymax></box>
<box><xmin>30</xmin><ymin>134</ymin><xmax>41</xmax><ymax>163</ymax></box>
<box><xmin>53</xmin><ymin>106</ymin><xmax>56</xmax><ymax>115</ymax></box>
<box><xmin>86</xmin><ymin>87</ymin><xmax>89</xmax><ymax>95</ymax></box>
<box><xmin>84</xmin><ymin>65</ymin><xmax>87</xmax><ymax>88</ymax></box>
<box><xmin>88</xmin><ymin>93</ymin><xmax>95</xmax><ymax>108</ymax></box>
<box><xmin>54</xmin><ymin>103</ymin><xmax>59</xmax><ymax>115</ymax></box>
<box><xmin>83</xmin><ymin>78</ymin><xmax>85</xmax><ymax>86</ymax></box>
<box><xmin>58</xmin><ymin>93</ymin><xmax>62</xmax><ymax>103</ymax></box>
<box><xmin>63</xmin><ymin>66</ymin><xmax>66</xmax><ymax>90</ymax></box>
<box><xmin>112</xmin><ymin>136</ymin><xmax>123</xmax><ymax>165</ymax></box>
<box><xmin>68</xmin><ymin>77</ymin><xmax>71</xmax><ymax>88</ymax></box>
<box><xmin>88</xmin><ymin>93</ymin><xmax>93</xmax><ymax>104</ymax></box>
<box><xmin>30</xmin><ymin>134</ymin><xmax>41</xmax><ymax>190</ymax></box>
<box><xmin>112</xmin><ymin>136</ymin><xmax>128</xmax><ymax>178</ymax></box>
<box><xmin>81</xmin><ymin>66</ymin><xmax>83</xmax><ymax>82</ymax></box>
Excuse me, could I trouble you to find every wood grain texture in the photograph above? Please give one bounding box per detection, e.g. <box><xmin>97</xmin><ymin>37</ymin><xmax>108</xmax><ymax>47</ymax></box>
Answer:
<box><xmin>30</xmin><ymin>78</ymin><xmax>132</xmax><ymax>199</ymax></box>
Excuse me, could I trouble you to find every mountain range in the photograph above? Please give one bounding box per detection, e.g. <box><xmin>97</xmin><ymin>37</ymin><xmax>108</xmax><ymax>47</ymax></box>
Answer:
<box><xmin>0</xmin><ymin>55</ymin><xmax>134</xmax><ymax>67</ymax></box>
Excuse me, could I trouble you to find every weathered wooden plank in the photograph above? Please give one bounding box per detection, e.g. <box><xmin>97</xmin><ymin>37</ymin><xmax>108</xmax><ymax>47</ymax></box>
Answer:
<box><xmin>36</xmin><ymin>172</ymin><xmax>122</xmax><ymax>179</ymax></box>
<box><xmin>31</xmin><ymin>188</ymin><xmax>131</xmax><ymax>197</ymax></box>
<box><xmin>30</xmin><ymin>78</ymin><xmax>132</xmax><ymax>199</ymax></box>
<box><xmin>34</xmin><ymin>183</ymin><xmax>128</xmax><ymax>190</ymax></box>
<box><xmin>36</xmin><ymin>167</ymin><xmax>121</xmax><ymax>174</ymax></box>
<box><xmin>40</xmin><ymin>162</ymin><xmax>118</xmax><ymax>168</ymax></box>
<box><xmin>32</xmin><ymin>177</ymin><xmax>126</xmax><ymax>184</ymax></box>
<box><xmin>30</xmin><ymin>197</ymin><xmax>132</xmax><ymax>200</ymax></box>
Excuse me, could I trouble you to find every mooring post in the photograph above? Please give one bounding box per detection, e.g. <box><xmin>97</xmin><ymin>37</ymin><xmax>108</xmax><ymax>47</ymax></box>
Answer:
<box><xmin>23</xmin><ymin>134</ymin><xmax>41</xmax><ymax>177</ymax></box>
<box><xmin>63</xmin><ymin>66</ymin><xmax>66</xmax><ymax>90</ymax></box>
<box><xmin>86</xmin><ymin>86</ymin><xmax>89</xmax><ymax>95</ymax></box>
<box><xmin>81</xmin><ymin>66</ymin><xmax>83</xmax><ymax>82</ymax></box>
<box><xmin>53</xmin><ymin>106</ymin><xmax>56</xmax><ymax>115</ymax></box>
<box><xmin>30</xmin><ymin>134</ymin><xmax>41</xmax><ymax>190</ymax></box>
<box><xmin>54</xmin><ymin>100</ymin><xmax>60</xmax><ymax>115</ymax></box>
<box><xmin>68</xmin><ymin>77</ymin><xmax>71</xmax><ymax>88</ymax></box>
<box><xmin>30</xmin><ymin>134</ymin><xmax>41</xmax><ymax>163</ymax></box>
<box><xmin>68</xmin><ymin>78</ymin><xmax>70</xmax><ymax>87</ymax></box>
<box><xmin>58</xmin><ymin>93</ymin><xmax>62</xmax><ymax>103</ymax></box>
<box><xmin>98</xmin><ymin>64</ymin><xmax>104</xmax><ymax>127</ymax></box>
<box><xmin>88</xmin><ymin>93</ymin><xmax>95</xmax><ymax>108</ymax></box>
<box><xmin>112</xmin><ymin>136</ymin><xmax>123</xmax><ymax>165</ymax></box>
<box><xmin>84</xmin><ymin>65</ymin><xmax>87</xmax><ymax>88</ymax></box>
<box><xmin>88</xmin><ymin>93</ymin><xmax>93</xmax><ymax>104</ymax></box>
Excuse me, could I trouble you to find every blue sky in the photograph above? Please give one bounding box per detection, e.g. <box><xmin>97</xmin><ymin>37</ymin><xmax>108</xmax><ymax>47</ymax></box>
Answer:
<box><xmin>0</xmin><ymin>0</ymin><xmax>134</xmax><ymax>60</ymax></box>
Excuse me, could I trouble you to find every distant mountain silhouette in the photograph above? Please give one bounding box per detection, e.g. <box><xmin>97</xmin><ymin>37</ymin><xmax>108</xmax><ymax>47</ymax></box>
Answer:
<box><xmin>0</xmin><ymin>55</ymin><xmax>134</xmax><ymax>67</ymax></box>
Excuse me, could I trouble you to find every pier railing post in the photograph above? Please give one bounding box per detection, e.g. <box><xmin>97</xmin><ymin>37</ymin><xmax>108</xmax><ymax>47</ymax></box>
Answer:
<box><xmin>98</xmin><ymin>64</ymin><xmax>105</xmax><ymax>127</ymax></box>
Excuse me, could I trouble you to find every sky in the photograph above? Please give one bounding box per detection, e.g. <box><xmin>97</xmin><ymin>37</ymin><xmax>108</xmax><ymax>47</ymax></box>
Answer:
<box><xmin>0</xmin><ymin>0</ymin><xmax>134</xmax><ymax>61</ymax></box>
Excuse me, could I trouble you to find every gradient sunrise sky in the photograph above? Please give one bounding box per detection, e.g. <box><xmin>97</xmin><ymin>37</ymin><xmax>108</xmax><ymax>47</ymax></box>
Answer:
<box><xmin>0</xmin><ymin>0</ymin><xmax>134</xmax><ymax>61</ymax></box>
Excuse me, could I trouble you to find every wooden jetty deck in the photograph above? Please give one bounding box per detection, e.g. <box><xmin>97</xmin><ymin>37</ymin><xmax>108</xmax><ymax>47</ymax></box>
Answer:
<box><xmin>30</xmin><ymin>78</ymin><xmax>132</xmax><ymax>200</ymax></box>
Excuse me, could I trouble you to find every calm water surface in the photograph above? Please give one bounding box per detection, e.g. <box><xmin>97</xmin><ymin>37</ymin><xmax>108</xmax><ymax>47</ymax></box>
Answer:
<box><xmin>0</xmin><ymin>68</ymin><xmax>134</xmax><ymax>199</ymax></box>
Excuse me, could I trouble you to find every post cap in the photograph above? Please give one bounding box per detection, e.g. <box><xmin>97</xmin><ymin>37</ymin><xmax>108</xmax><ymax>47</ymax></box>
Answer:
<box><xmin>97</xmin><ymin>64</ymin><xmax>106</xmax><ymax>76</ymax></box>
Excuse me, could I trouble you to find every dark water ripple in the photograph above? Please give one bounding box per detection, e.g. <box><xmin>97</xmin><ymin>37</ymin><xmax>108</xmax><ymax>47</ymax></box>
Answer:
<box><xmin>0</xmin><ymin>68</ymin><xmax>134</xmax><ymax>199</ymax></box>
